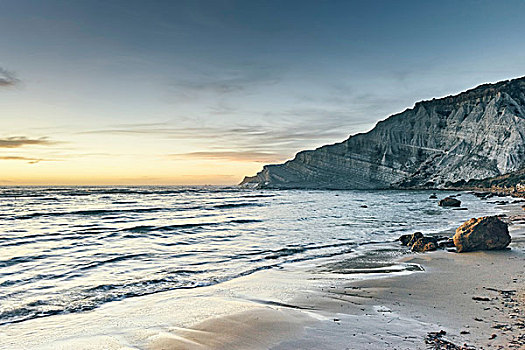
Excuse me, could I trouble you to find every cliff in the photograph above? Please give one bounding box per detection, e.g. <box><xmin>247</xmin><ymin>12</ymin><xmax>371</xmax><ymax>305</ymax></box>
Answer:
<box><xmin>241</xmin><ymin>76</ymin><xmax>525</xmax><ymax>189</ymax></box>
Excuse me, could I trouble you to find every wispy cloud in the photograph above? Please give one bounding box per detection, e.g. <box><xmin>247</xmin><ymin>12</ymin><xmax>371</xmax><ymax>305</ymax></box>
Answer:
<box><xmin>79</xmin><ymin>122</ymin><xmax>348</xmax><ymax>155</ymax></box>
<box><xmin>0</xmin><ymin>68</ymin><xmax>19</xmax><ymax>87</ymax></box>
<box><xmin>0</xmin><ymin>137</ymin><xmax>57</xmax><ymax>148</ymax></box>
<box><xmin>0</xmin><ymin>156</ymin><xmax>50</xmax><ymax>164</ymax></box>
<box><xmin>169</xmin><ymin>151</ymin><xmax>287</xmax><ymax>163</ymax></box>
<box><xmin>78</xmin><ymin>110</ymin><xmax>359</xmax><ymax>165</ymax></box>
<box><xmin>167</xmin><ymin>63</ymin><xmax>283</xmax><ymax>102</ymax></box>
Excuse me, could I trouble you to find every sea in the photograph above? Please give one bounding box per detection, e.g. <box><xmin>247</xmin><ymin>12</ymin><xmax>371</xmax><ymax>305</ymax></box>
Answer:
<box><xmin>0</xmin><ymin>186</ymin><xmax>507</xmax><ymax>334</ymax></box>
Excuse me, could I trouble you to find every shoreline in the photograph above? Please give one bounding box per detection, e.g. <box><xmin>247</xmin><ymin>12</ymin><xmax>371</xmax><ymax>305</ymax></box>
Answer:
<box><xmin>1</xmin><ymin>195</ymin><xmax>523</xmax><ymax>349</ymax></box>
<box><xmin>149</xmin><ymin>202</ymin><xmax>525</xmax><ymax>350</ymax></box>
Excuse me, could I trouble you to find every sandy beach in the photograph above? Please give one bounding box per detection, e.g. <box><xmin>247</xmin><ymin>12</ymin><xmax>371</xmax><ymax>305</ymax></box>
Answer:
<box><xmin>150</xmin><ymin>206</ymin><xmax>525</xmax><ymax>350</ymax></box>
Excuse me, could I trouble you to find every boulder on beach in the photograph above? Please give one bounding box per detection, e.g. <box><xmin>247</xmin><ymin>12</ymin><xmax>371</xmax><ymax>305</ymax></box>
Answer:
<box><xmin>453</xmin><ymin>216</ymin><xmax>511</xmax><ymax>253</ymax></box>
<box><xmin>438</xmin><ymin>197</ymin><xmax>461</xmax><ymax>207</ymax></box>
<box><xmin>411</xmin><ymin>237</ymin><xmax>438</xmax><ymax>252</ymax></box>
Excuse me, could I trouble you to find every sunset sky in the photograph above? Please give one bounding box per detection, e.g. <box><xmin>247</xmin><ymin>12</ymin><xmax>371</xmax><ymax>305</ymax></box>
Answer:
<box><xmin>1</xmin><ymin>0</ymin><xmax>525</xmax><ymax>185</ymax></box>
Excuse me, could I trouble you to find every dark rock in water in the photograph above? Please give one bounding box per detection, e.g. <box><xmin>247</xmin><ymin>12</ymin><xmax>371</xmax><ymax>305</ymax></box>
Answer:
<box><xmin>453</xmin><ymin>207</ymin><xmax>468</xmax><ymax>211</ymax></box>
<box><xmin>407</xmin><ymin>232</ymin><xmax>424</xmax><ymax>247</ymax></box>
<box><xmin>361</xmin><ymin>205</ymin><xmax>368</xmax><ymax>208</ymax></box>
<box><xmin>240</xmin><ymin>77</ymin><xmax>525</xmax><ymax>190</ymax></box>
<box><xmin>398</xmin><ymin>234</ymin><xmax>412</xmax><ymax>245</ymax></box>
<box><xmin>411</xmin><ymin>237</ymin><xmax>438</xmax><ymax>252</ymax></box>
<box><xmin>438</xmin><ymin>239</ymin><xmax>455</xmax><ymax>248</ymax></box>
<box><xmin>453</xmin><ymin>216</ymin><xmax>511</xmax><ymax>253</ymax></box>
<box><xmin>429</xmin><ymin>193</ymin><xmax>438</xmax><ymax>199</ymax></box>
<box><xmin>439</xmin><ymin>197</ymin><xmax>461</xmax><ymax>207</ymax></box>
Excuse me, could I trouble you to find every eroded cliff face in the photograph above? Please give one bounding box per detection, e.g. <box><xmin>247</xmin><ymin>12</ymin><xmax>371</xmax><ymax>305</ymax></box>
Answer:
<box><xmin>241</xmin><ymin>77</ymin><xmax>525</xmax><ymax>189</ymax></box>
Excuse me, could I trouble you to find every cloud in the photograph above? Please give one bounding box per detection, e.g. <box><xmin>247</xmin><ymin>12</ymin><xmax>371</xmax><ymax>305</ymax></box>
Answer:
<box><xmin>78</xmin><ymin>112</ymin><xmax>359</xmax><ymax>165</ymax></box>
<box><xmin>0</xmin><ymin>137</ymin><xmax>56</xmax><ymax>148</ymax></box>
<box><xmin>0</xmin><ymin>68</ymin><xmax>19</xmax><ymax>87</ymax></box>
<box><xmin>79</xmin><ymin>122</ymin><xmax>348</xmax><ymax>155</ymax></box>
<box><xmin>167</xmin><ymin>63</ymin><xmax>283</xmax><ymax>102</ymax></box>
<box><xmin>0</xmin><ymin>156</ymin><xmax>49</xmax><ymax>164</ymax></box>
<box><xmin>169</xmin><ymin>151</ymin><xmax>287</xmax><ymax>163</ymax></box>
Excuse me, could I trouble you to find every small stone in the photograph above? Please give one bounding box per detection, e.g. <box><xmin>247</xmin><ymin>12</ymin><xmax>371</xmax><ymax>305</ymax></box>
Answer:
<box><xmin>472</xmin><ymin>296</ymin><xmax>491</xmax><ymax>301</ymax></box>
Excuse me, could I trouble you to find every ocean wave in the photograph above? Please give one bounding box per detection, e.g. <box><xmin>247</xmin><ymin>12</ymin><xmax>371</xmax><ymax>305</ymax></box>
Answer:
<box><xmin>229</xmin><ymin>219</ymin><xmax>263</xmax><ymax>224</ymax></box>
<box><xmin>15</xmin><ymin>207</ymin><xmax>170</xmax><ymax>219</ymax></box>
<box><xmin>75</xmin><ymin>253</ymin><xmax>151</xmax><ymax>271</ymax></box>
<box><xmin>120</xmin><ymin>222</ymin><xmax>219</xmax><ymax>233</ymax></box>
<box><xmin>0</xmin><ymin>254</ymin><xmax>52</xmax><ymax>268</ymax></box>
<box><xmin>213</xmin><ymin>202</ymin><xmax>263</xmax><ymax>209</ymax></box>
<box><xmin>120</xmin><ymin>219</ymin><xmax>262</xmax><ymax>233</ymax></box>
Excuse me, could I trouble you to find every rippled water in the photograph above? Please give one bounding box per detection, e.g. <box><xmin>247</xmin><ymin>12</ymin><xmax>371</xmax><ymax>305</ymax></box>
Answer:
<box><xmin>0</xmin><ymin>186</ymin><xmax>505</xmax><ymax>326</ymax></box>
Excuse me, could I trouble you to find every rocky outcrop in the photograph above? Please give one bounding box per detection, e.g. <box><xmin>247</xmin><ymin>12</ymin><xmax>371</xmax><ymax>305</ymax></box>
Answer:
<box><xmin>241</xmin><ymin>77</ymin><xmax>525</xmax><ymax>189</ymax></box>
<box><xmin>453</xmin><ymin>216</ymin><xmax>511</xmax><ymax>253</ymax></box>
<box><xmin>438</xmin><ymin>197</ymin><xmax>461</xmax><ymax>207</ymax></box>
<box><xmin>407</xmin><ymin>232</ymin><xmax>424</xmax><ymax>247</ymax></box>
<box><xmin>449</xmin><ymin>167</ymin><xmax>525</xmax><ymax>197</ymax></box>
<box><xmin>411</xmin><ymin>236</ymin><xmax>438</xmax><ymax>252</ymax></box>
<box><xmin>398</xmin><ymin>232</ymin><xmax>442</xmax><ymax>252</ymax></box>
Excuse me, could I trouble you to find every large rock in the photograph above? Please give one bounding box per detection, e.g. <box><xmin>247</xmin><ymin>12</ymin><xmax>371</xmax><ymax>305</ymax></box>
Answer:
<box><xmin>453</xmin><ymin>216</ymin><xmax>511</xmax><ymax>253</ymax></box>
<box><xmin>241</xmin><ymin>77</ymin><xmax>525</xmax><ymax>189</ymax></box>
<box><xmin>438</xmin><ymin>197</ymin><xmax>461</xmax><ymax>207</ymax></box>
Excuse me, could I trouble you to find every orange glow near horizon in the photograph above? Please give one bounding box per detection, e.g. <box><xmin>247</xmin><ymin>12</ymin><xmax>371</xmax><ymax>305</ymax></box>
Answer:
<box><xmin>0</xmin><ymin>156</ymin><xmax>271</xmax><ymax>186</ymax></box>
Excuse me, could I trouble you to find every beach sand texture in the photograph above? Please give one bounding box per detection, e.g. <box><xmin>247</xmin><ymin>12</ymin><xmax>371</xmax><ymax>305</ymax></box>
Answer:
<box><xmin>151</xmin><ymin>221</ymin><xmax>524</xmax><ymax>350</ymax></box>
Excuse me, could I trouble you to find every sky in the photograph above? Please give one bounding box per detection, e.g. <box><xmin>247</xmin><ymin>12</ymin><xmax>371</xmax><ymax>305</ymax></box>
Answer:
<box><xmin>1</xmin><ymin>0</ymin><xmax>524</xmax><ymax>185</ymax></box>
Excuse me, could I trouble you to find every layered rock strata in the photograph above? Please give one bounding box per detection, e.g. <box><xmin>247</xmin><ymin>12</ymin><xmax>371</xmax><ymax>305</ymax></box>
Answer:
<box><xmin>241</xmin><ymin>77</ymin><xmax>525</xmax><ymax>189</ymax></box>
